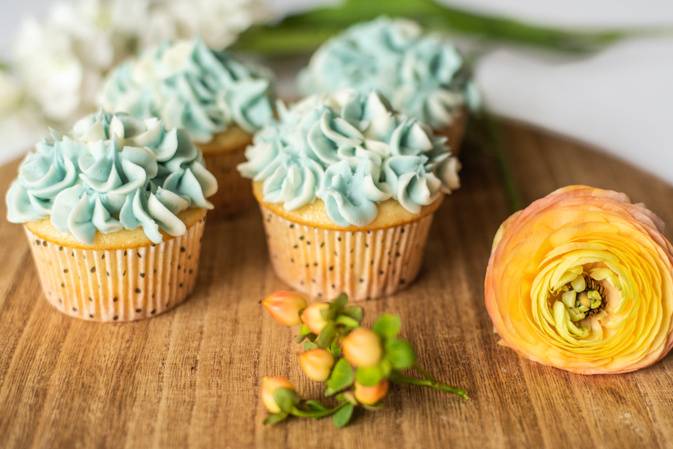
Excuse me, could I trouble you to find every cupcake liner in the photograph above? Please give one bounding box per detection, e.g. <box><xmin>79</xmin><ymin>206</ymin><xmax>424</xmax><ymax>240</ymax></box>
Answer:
<box><xmin>25</xmin><ymin>219</ymin><xmax>205</xmax><ymax>322</ymax></box>
<box><xmin>260</xmin><ymin>206</ymin><xmax>434</xmax><ymax>301</ymax></box>
<box><xmin>203</xmin><ymin>149</ymin><xmax>255</xmax><ymax>217</ymax></box>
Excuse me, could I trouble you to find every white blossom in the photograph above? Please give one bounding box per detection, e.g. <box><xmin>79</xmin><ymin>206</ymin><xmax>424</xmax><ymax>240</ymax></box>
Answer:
<box><xmin>0</xmin><ymin>70</ymin><xmax>46</xmax><ymax>162</ymax></box>
<box><xmin>13</xmin><ymin>0</ymin><xmax>141</xmax><ymax>124</ymax></box>
<box><xmin>5</xmin><ymin>0</ymin><xmax>269</xmax><ymax>147</ymax></box>
<box><xmin>141</xmin><ymin>0</ymin><xmax>270</xmax><ymax>50</ymax></box>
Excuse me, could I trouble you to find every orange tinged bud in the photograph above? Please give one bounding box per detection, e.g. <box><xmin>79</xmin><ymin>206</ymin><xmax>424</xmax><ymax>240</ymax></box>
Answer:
<box><xmin>301</xmin><ymin>302</ymin><xmax>329</xmax><ymax>334</ymax></box>
<box><xmin>262</xmin><ymin>290</ymin><xmax>308</xmax><ymax>327</ymax></box>
<box><xmin>341</xmin><ymin>328</ymin><xmax>382</xmax><ymax>367</ymax></box>
<box><xmin>261</xmin><ymin>376</ymin><xmax>295</xmax><ymax>414</ymax></box>
<box><xmin>299</xmin><ymin>348</ymin><xmax>335</xmax><ymax>381</ymax></box>
<box><xmin>354</xmin><ymin>380</ymin><xmax>389</xmax><ymax>405</ymax></box>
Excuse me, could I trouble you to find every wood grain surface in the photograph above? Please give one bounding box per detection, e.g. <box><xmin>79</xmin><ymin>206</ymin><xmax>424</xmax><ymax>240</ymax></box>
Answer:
<box><xmin>2</xmin><ymin>122</ymin><xmax>673</xmax><ymax>449</ymax></box>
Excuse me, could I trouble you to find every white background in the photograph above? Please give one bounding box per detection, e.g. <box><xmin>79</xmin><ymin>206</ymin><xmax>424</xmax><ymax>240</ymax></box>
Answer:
<box><xmin>2</xmin><ymin>0</ymin><xmax>673</xmax><ymax>183</ymax></box>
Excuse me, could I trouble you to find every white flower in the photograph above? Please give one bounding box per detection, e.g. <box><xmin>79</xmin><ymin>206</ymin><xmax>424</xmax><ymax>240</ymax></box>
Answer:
<box><xmin>0</xmin><ymin>71</ymin><xmax>25</xmax><ymax>117</ymax></box>
<box><xmin>0</xmin><ymin>70</ymin><xmax>46</xmax><ymax>163</ymax></box>
<box><xmin>141</xmin><ymin>0</ymin><xmax>270</xmax><ymax>50</ymax></box>
<box><xmin>10</xmin><ymin>0</ymin><xmax>269</xmax><ymax>130</ymax></box>
<box><xmin>14</xmin><ymin>18</ymin><xmax>83</xmax><ymax>122</ymax></box>
<box><xmin>12</xmin><ymin>0</ymin><xmax>141</xmax><ymax>124</ymax></box>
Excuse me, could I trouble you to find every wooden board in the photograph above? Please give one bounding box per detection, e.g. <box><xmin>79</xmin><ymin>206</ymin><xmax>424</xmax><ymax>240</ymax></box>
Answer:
<box><xmin>2</xmin><ymin>121</ymin><xmax>673</xmax><ymax>449</ymax></box>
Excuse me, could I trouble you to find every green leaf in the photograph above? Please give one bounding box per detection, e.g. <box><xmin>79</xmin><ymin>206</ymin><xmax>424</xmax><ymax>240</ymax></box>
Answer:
<box><xmin>329</xmin><ymin>340</ymin><xmax>341</xmax><ymax>358</ymax></box>
<box><xmin>373</xmin><ymin>314</ymin><xmax>401</xmax><ymax>339</ymax></box>
<box><xmin>325</xmin><ymin>358</ymin><xmax>354</xmax><ymax>396</ymax></box>
<box><xmin>380</xmin><ymin>359</ymin><xmax>392</xmax><ymax>378</ymax></box>
<box><xmin>299</xmin><ymin>324</ymin><xmax>312</xmax><ymax>336</ymax></box>
<box><xmin>336</xmin><ymin>391</ymin><xmax>357</xmax><ymax>405</ymax></box>
<box><xmin>385</xmin><ymin>339</ymin><xmax>416</xmax><ymax>370</ymax></box>
<box><xmin>315</xmin><ymin>322</ymin><xmax>337</xmax><ymax>348</ymax></box>
<box><xmin>233</xmin><ymin>0</ymin><xmax>658</xmax><ymax>56</ymax></box>
<box><xmin>327</xmin><ymin>293</ymin><xmax>348</xmax><ymax>319</ymax></box>
<box><xmin>335</xmin><ymin>314</ymin><xmax>360</xmax><ymax>328</ymax></box>
<box><xmin>303</xmin><ymin>340</ymin><xmax>318</xmax><ymax>350</ymax></box>
<box><xmin>331</xmin><ymin>293</ymin><xmax>348</xmax><ymax>309</ymax></box>
<box><xmin>305</xmin><ymin>400</ymin><xmax>329</xmax><ymax>412</ymax></box>
<box><xmin>342</xmin><ymin>305</ymin><xmax>363</xmax><ymax>322</ymax></box>
<box><xmin>333</xmin><ymin>403</ymin><xmax>355</xmax><ymax>428</ymax></box>
<box><xmin>263</xmin><ymin>413</ymin><xmax>288</xmax><ymax>425</ymax></box>
<box><xmin>272</xmin><ymin>388</ymin><xmax>298</xmax><ymax>414</ymax></box>
<box><xmin>355</xmin><ymin>365</ymin><xmax>384</xmax><ymax>387</ymax></box>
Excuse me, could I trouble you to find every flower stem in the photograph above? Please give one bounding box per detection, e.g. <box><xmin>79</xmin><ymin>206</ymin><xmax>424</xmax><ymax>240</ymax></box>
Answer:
<box><xmin>469</xmin><ymin>112</ymin><xmax>524</xmax><ymax>213</ymax></box>
<box><xmin>291</xmin><ymin>401</ymin><xmax>349</xmax><ymax>419</ymax></box>
<box><xmin>233</xmin><ymin>0</ymin><xmax>666</xmax><ymax>55</ymax></box>
<box><xmin>390</xmin><ymin>372</ymin><xmax>469</xmax><ymax>400</ymax></box>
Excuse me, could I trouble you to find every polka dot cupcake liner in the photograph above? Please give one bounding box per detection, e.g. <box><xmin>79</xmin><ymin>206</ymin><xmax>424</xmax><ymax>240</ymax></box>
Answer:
<box><xmin>202</xmin><ymin>149</ymin><xmax>255</xmax><ymax>218</ymax></box>
<box><xmin>260</xmin><ymin>206</ymin><xmax>434</xmax><ymax>301</ymax></box>
<box><xmin>24</xmin><ymin>219</ymin><xmax>205</xmax><ymax>322</ymax></box>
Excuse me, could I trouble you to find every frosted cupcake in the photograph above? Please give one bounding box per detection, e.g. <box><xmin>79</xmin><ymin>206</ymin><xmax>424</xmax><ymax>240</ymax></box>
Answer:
<box><xmin>101</xmin><ymin>38</ymin><xmax>274</xmax><ymax>216</ymax></box>
<box><xmin>238</xmin><ymin>91</ymin><xmax>459</xmax><ymax>301</ymax></box>
<box><xmin>298</xmin><ymin>17</ymin><xmax>478</xmax><ymax>154</ymax></box>
<box><xmin>6</xmin><ymin>111</ymin><xmax>217</xmax><ymax>321</ymax></box>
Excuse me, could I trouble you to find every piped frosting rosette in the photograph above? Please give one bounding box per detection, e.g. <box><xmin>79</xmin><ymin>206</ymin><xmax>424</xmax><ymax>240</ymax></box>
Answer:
<box><xmin>298</xmin><ymin>17</ymin><xmax>478</xmax><ymax>130</ymax></box>
<box><xmin>239</xmin><ymin>90</ymin><xmax>460</xmax><ymax>227</ymax></box>
<box><xmin>239</xmin><ymin>90</ymin><xmax>459</xmax><ymax>300</ymax></box>
<box><xmin>485</xmin><ymin>186</ymin><xmax>673</xmax><ymax>374</ymax></box>
<box><xmin>7</xmin><ymin>110</ymin><xmax>217</xmax><ymax>244</ymax></box>
<box><xmin>100</xmin><ymin>39</ymin><xmax>274</xmax><ymax>142</ymax></box>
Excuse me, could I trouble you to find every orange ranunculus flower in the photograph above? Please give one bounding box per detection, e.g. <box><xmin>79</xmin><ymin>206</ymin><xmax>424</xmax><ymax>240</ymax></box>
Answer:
<box><xmin>485</xmin><ymin>185</ymin><xmax>673</xmax><ymax>374</ymax></box>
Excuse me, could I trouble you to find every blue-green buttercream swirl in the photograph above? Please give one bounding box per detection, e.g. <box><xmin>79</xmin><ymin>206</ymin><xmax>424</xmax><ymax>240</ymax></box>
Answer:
<box><xmin>299</xmin><ymin>17</ymin><xmax>479</xmax><ymax>130</ymax></box>
<box><xmin>238</xmin><ymin>90</ymin><xmax>460</xmax><ymax>227</ymax></box>
<box><xmin>100</xmin><ymin>39</ymin><xmax>274</xmax><ymax>142</ymax></box>
<box><xmin>6</xmin><ymin>111</ymin><xmax>218</xmax><ymax>244</ymax></box>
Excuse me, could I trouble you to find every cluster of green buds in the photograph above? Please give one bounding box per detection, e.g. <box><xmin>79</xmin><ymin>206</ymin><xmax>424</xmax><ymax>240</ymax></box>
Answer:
<box><xmin>260</xmin><ymin>291</ymin><xmax>468</xmax><ymax>428</ymax></box>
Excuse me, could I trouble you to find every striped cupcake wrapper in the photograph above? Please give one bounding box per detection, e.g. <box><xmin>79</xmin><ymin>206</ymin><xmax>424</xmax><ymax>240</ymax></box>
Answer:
<box><xmin>25</xmin><ymin>219</ymin><xmax>205</xmax><ymax>322</ymax></box>
<box><xmin>260</xmin><ymin>206</ymin><xmax>434</xmax><ymax>301</ymax></box>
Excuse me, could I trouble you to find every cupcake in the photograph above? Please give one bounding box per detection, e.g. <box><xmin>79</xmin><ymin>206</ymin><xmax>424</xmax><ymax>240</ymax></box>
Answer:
<box><xmin>100</xmin><ymin>38</ymin><xmax>274</xmax><ymax>217</ymax></box>
<box><xmin>5</xmin><ymin>111</ymin><xmax>217</xmax><ymax>321</ymax></box>
<box><xmin>238</xmin><ymin>91</ymin><xmax>460</xmax><ymax>301</ymax></box>
<box><xmin>298</xmin><ymin>17</ymin><xmax>478</xmax><ymax>154</ymax></box>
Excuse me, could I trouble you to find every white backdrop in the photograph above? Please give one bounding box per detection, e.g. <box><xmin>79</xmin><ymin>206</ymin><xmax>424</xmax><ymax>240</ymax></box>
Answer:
<box><xmin>2</xmin><ymin>0</ymin><xmax>673</xmax><ymax>183</ymax></box>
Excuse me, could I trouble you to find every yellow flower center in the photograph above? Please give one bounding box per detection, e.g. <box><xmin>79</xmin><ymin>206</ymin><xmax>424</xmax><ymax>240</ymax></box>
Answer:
<box><xmin>530</xmin><ymin>246</ymin><xmax>627</xmax><ymax>346</ymax></box>
<box><xmin>550</xmin><ymin>272</ymin><xmax>606</xmax><ymax>338</ymax></box>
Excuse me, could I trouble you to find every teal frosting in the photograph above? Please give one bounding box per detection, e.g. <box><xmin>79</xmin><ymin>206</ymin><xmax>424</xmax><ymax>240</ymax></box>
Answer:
<box><xmin>238</xmin><ymin>91</ymin><xmax>460</xmax><ymax>227</ymax></box>
<box><xmin>298</xmin><ymin>17</ymin><xmax>478</xmax><ymax>130</ymax></box>
<box><xmin>100</xmin><ymin>39</ymin><xmax>274</xmax><ymax>143</ymax></box>
<box><xmin>6</xmin><ymin>111</ymin><xmax>218</xmax><ymax>244</ymax></box>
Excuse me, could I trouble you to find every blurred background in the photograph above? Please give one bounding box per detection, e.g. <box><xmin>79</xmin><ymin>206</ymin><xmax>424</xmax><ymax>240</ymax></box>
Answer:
<box><xmin>2</xmin><ymin>0</ymin><xmax>672</xmax><ymax>182</ymax></box>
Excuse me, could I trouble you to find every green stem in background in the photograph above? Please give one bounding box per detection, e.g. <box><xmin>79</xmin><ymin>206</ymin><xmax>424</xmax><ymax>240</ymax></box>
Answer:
<box><xmin>477</xmin><ymin>113</ymin><xmax>524</xmax><ymax>213</ymax></box>
<box><xmin>465</xmin><ymin>110</ymin><xmax>523</xmax><ymax>213</ymax></box>
<box><xmin>390</xmin><ymin>372</ymin><xmax>469</xmax><ymax>400</ymax></box>
<box><xmin>234</xmin><ymin>0</ymin><xmax>670</xmax><ymax>55</ymax></box>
